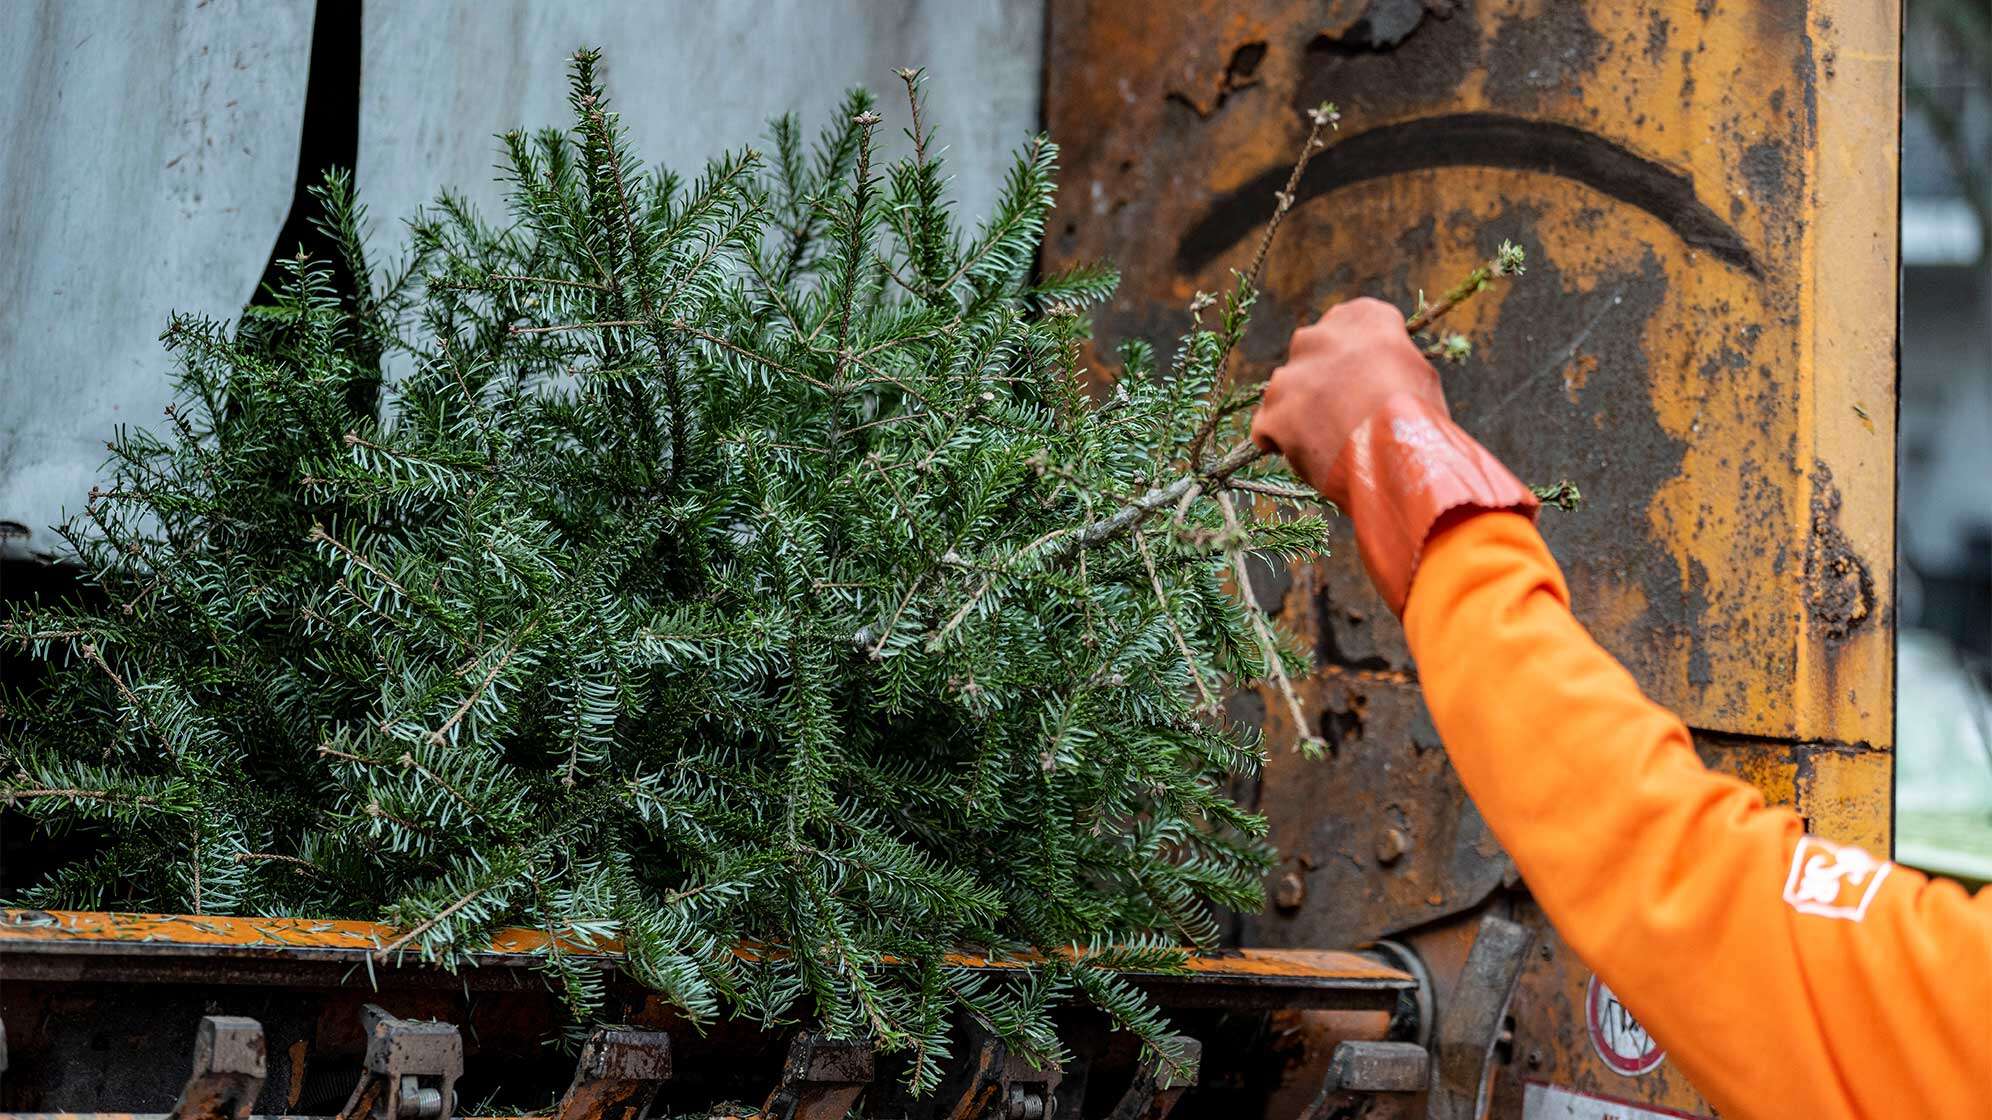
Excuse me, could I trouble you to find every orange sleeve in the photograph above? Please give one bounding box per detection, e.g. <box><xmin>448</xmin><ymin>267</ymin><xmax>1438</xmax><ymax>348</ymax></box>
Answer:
<box><xmin>1402</xmin><ymin>510</ymin><xmax>1992</xmax><ymax>1120</ymax></box>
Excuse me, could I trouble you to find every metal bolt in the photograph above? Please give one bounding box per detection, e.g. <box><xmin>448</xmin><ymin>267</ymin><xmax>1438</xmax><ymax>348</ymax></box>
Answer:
<box><xmin>1006</xmin><ymin>1087</ymin><xmax>1047</xmax><ymax>1120</ymax></box>
<box><xmin>1273</xmin><ymin>870</ymin><xmax>1306</xmax><ymax>911</ymax></box>
<box><xmin>1375</xmin><ymin>827</ymin><xmax>1411</xmax><ymax>865</ymax></box>
<box><xmin>1527</xmin><ymin>1049</ymin><xmax>1544</xmax><ymax>1069</ymax></box>
<box><xmin>398</xmin><ymin>1077</ymin><xmax>443</xmax><ymax>1120</ymax></box>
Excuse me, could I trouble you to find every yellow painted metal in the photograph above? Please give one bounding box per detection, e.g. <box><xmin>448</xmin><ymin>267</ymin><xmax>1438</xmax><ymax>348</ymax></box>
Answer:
<box><xmin>1044</xmin><ymin>0</ymin><xmax>1899</xmax><ymax>1115</ymax></box>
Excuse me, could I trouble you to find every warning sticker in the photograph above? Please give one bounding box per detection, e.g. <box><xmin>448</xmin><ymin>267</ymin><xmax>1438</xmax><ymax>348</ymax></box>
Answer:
<box><xmin>1523</xmin><ymin>1082</ymin><xmax>1712</xmax><ymax>1120</ymax></box>
<box><xmin>1586</xmin><ymin>974</ymin><xmax>1665</xmax><ymax>1076</ymax></box>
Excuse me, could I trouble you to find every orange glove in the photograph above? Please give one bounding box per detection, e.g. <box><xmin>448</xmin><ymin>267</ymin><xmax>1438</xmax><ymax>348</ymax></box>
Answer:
<box><xmin>1250</xmin><ymin>297</ymin><xmax>1537</xmax><ymax>612</ymax></box>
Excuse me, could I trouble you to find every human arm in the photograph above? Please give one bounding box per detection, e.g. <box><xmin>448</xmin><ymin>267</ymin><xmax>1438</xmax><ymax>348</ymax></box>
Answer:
<box><xmin>1407</xmin><ymin>510</ymin><xmax>1992</xmax><ymax>1119</ymax></box>
<box><xmin>1252</xmin><ymin>298</ymin><xmax>1992</xmax><ymax>1120</ymax></box>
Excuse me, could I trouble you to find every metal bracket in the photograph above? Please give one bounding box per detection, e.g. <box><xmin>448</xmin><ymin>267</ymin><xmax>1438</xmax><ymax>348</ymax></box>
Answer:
<box><xmin>1298</xmin><ymin>1040</ymin><xmax>1428</xmax><ymax>1120</ymax></box>
<box><xmin>1103</xmin><ymin>1037</ymin><xmax>1200</xmax><ymax>1120</ymax></box>
<box><xmin>932</xmin><ymin>1024</ymin><xmax>1062</xmax><ymax>1120</ymax></box>
<box><xmin>1427</xmin><ymin>915</ymin><xmax>1533</xmax><ymax>1120</ymax></box>
<box><xmin>1326</xmin><ymin>1041</ymin><xmax>1427</xmax><ymax>1094</ymax></box>
<box><xmin>762</xmin><ymin>1032</ymin><xmax>874</xmax><ymax>1120</ymax></box>
<box><xmin>335</xmin><ymin>1005</ymin><xmax>463</xmax><ymax>1120</ymax></box>
<box><xmin>167</xmin><ymin>1016</ymin><xmax>267</xmax><ymax>1120</ymax></box>
<box><xmin>996</xmin><ymin>1049</ymin><xmax>1060</xmax><ymax>1120</ymax></box>
<box><xmin>552</xmin><ymin>1027</ymin><xmax>671</xmax><ymax>1120</ymax></box>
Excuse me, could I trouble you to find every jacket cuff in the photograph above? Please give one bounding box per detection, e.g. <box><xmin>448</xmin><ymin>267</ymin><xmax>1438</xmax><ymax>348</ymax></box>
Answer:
<box><xmin>1325</xmin><ymin>394</ymin><xmax>1539</xmax><ymax>614</ymax></box>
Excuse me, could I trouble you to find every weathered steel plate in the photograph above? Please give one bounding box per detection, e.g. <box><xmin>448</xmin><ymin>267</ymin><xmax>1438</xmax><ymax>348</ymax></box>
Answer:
<box><xmin>1044</xmin><ymin>1</ymin><xmax>1896</xmax><ymax>1115</ymax></box>
<box><xmin>1045</xmin><ymin>0</ymin><xmax>1894</xmax><ymax>742</ymax></box>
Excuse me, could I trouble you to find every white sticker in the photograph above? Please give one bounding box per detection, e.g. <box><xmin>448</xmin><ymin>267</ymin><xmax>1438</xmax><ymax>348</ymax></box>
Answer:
<box><xmin>1586</xmin><ymin>974</ymin><xmax>1665</xmax><ymax>1076</ymax></box>
<box><xmin>1523</xmin><ymin>1081</ymin><xmax>1711</xmax><ymax>1120</ymax></box>
<box><xmin>1782</xmin><ymin>835</ymin><xmax>1892</xmax><ymax>921</ymax></box>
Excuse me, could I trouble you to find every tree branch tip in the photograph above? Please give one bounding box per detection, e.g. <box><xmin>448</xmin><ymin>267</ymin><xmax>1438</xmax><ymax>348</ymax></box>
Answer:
<box><xmin>1530</xmin><ymin>480</ymin><xmax>1583</xmax><ymax>511</ymax></box>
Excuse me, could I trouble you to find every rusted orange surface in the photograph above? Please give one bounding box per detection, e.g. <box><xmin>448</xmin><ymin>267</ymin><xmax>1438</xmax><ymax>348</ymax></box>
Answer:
<box><xmin>1045</xmin><ymin>1</ymin><xmax>1896</xmax><ymax>1115</ymax></box>
<box><xmin>1047</xmin><ymin>0</ymin><xmax>1896</xmax><ymax>744</ymax></box>
<box><xmin>0</xmin><ymin>908</ymin><xmax>1407</xmax><ymax>984</ymax></box>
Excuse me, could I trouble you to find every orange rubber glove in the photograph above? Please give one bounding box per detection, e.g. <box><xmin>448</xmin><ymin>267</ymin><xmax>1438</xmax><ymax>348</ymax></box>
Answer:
<box><xmin>1249</xmin><ymin>297</ymin><xmax>1537</xmax><ymax>612</ymax></box>
<box><xmin>1258</xmin><ymin>298</ymin><xmax>1992</xmax><ymax>1117</ymax></box>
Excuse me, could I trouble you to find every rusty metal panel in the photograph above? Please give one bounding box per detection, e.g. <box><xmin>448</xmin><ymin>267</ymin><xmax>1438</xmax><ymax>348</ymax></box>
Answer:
<box><xmin>0</xmin><ymin>910</ymin><xmax>1411</xmax><ymax>1011</ymax></box>
<box><xmin>1046</xmin><ymin>0</ymin><xmax>1895</xmax><ymax>901</ymax></box>
<box><xmin>1044</xmin><ymin>1</ymin><xmax>1896</xmax><ymax>1113</ymax></box>
<box><xmin>1046</xmin><ymin>0</ymin><xmax>1895</xmax><ymax>741</ymax></box>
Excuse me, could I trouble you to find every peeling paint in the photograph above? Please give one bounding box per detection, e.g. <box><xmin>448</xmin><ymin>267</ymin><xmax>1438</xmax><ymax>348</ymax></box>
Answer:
<box><xmin>1804</xmin><ymin>460</ymin><xmax>1875</xmax><ymax>641</ymax></box>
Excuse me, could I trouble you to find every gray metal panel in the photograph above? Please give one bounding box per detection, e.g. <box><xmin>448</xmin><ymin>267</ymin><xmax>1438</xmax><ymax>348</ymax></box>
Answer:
<box><xmin>357</xmin><ymin>1</ymin><xmax>1045</xmax><ymax>255</ymax></box>
<box><xmin>0</xmin><ymin>0</ymin><xmax>313</xmax><ymax>559</ymax></box>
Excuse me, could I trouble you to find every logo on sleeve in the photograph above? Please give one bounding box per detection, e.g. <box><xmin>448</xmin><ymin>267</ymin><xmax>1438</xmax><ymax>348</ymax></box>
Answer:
<box><xmin>1781</xmin><ymin>835</ymin><xmax>1892</xmax><ymax>921</ymax></box>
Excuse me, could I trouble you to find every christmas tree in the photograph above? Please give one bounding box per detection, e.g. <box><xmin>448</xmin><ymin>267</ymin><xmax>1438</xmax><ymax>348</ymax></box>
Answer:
<box><xmin>1</xmin><ymin>54</ymin><xmax>1525</xmax><ymax>1080</ymax></box>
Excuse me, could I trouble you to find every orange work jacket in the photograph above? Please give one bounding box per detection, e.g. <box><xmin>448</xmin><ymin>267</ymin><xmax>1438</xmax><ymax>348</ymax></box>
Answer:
<box><xmin>1404</xmin><ymin>511</ymin><xmax>1992</xmax><ymax>1119</ymax></box>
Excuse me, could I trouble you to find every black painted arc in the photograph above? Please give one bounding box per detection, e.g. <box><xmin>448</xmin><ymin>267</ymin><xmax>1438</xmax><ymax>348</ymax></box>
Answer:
<box><xmin>1176</xmin><ymin>112</ymin><xmax>1763</xmax><ymax>279</ymax></box>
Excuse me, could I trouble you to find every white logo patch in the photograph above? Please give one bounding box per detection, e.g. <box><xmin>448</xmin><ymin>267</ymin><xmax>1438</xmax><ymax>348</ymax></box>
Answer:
<box><xmin>1781</xmin><ymin>835</ymin><xmax>1892</xmax><ymax>921</ymax></box>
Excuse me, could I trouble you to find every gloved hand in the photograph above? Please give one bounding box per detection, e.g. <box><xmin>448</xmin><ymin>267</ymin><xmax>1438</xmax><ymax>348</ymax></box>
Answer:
<box><xmin>1250</xmin><ymin>297</ymin><xmax>1537</xmax><ymax>614</ymax></box>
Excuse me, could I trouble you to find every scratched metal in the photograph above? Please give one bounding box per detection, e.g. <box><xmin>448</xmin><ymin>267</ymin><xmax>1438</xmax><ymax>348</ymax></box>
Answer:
<box><xmin>1043</xmin><ymin>1</ymin><xmax>1896</xmax><ymax>1116</ymax></box>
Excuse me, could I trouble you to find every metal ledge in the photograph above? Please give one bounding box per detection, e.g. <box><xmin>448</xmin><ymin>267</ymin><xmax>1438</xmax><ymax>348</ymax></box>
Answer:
<box><xmin>0</xmin><ymin>910</ymin><xmax>1411</xmax><ymax>1011</ymax></box>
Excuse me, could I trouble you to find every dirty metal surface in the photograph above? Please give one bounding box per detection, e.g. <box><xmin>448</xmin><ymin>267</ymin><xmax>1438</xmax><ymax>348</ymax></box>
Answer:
<box><xmin>165</xmin><ymin>1017</ymin><xmax>265</xmax><ymax>1120</ymax></box>
<box><xmin>1322</xmin><ymin>1041</ymin><xmax>1429</xmax><ymax>1095</ymax></box>
<box><xmin>1103</xmin><ymin>1037</ymin><xmax>1201</xmax><ymax>1120</ymax></box>
<box><xmin>550</xmin><ymin>1028</ymin><xmax>671</xmax><ymax>1120</ymax></box>
<box><xmin>761</xmin><ymin>1033</ymin><xmax>871</xmax><ymax>1120</ymax></box>
<box><xmin>1043</xmin><ymin>1</ymin><xmax>1896</xmax><ymax>1114</ymax></box>
<box><xmin>1045</xmin><ymin>0</ymin><xmax>1895</xmax><ymax>749</ymax></box>
<box><xmin>0</xmin><ymin>910</ymin><xmax>1410</xmax><ymax>1011</ymax></box>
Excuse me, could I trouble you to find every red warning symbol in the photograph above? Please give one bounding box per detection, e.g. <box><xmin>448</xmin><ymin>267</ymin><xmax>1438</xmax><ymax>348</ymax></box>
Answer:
<box><xmin>1586</xmin><ymin>974</ymin><xmax>1665</xmax><ymax>1076</ymax></box>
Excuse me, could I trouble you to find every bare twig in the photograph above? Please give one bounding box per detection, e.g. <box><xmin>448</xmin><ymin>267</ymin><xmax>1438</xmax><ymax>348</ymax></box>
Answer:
<box><xmin>1187</xmin><ymin>102</ymin><xmax>1340</xmax><ymax>463</ymax></box>
<box><xmin>897</xmin><ymin>67</ymin><xmax>931</xmax><ymax>166</ymax></box>
<box><xmin>375</xmin><ymin>884</ymin><xmax>491</xmax><ymax>962</ymax></box>
<box><xmin>1241</xmin><ymin>103</ymin><xmax>1340</xmax><ymax>301</ymax></box>
<box><xmin>427</xmin><ymin>644</ymin><xmax>518</xmax><ymax>747</ymax></box>
<box><xmin>1224</xmin><ymin>477</ymin><xmax>1325</xmax><ymax>503</ymax></box>
<box><xmin>4</xmin><ymin>787</ymin><xmax>157</xmax><ymax>806</ymax></box>
<box><xmin>1404</xmin><ymin>242</ymin><xmax>1525</xmax><ymax>335</ymax></box>
<box><xmin>78</xmin><ymin>641</ymin><xmax>143</xmax><ymax>715</ymax></box>
<box><xmin>1135</xmin><ymin>532</ymin><xmax>1217</xmax><ymax>716</ymax></box>
<box><xmin>1217</xmin><ymin>494</ymin><xmax>1323</xmax><ymax>754</ymax></box>
<box><xmin>1047</xmin><ymin>438</ymin><xmax>1265</xmax><ymax>562</ymax></box>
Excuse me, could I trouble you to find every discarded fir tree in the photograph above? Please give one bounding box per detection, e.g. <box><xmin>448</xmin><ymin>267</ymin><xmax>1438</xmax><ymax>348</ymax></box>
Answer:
<box><xmin>1</xmin><ymin>54</ymin><xmax>1534</xmax><ymax>1080</ymax></box>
